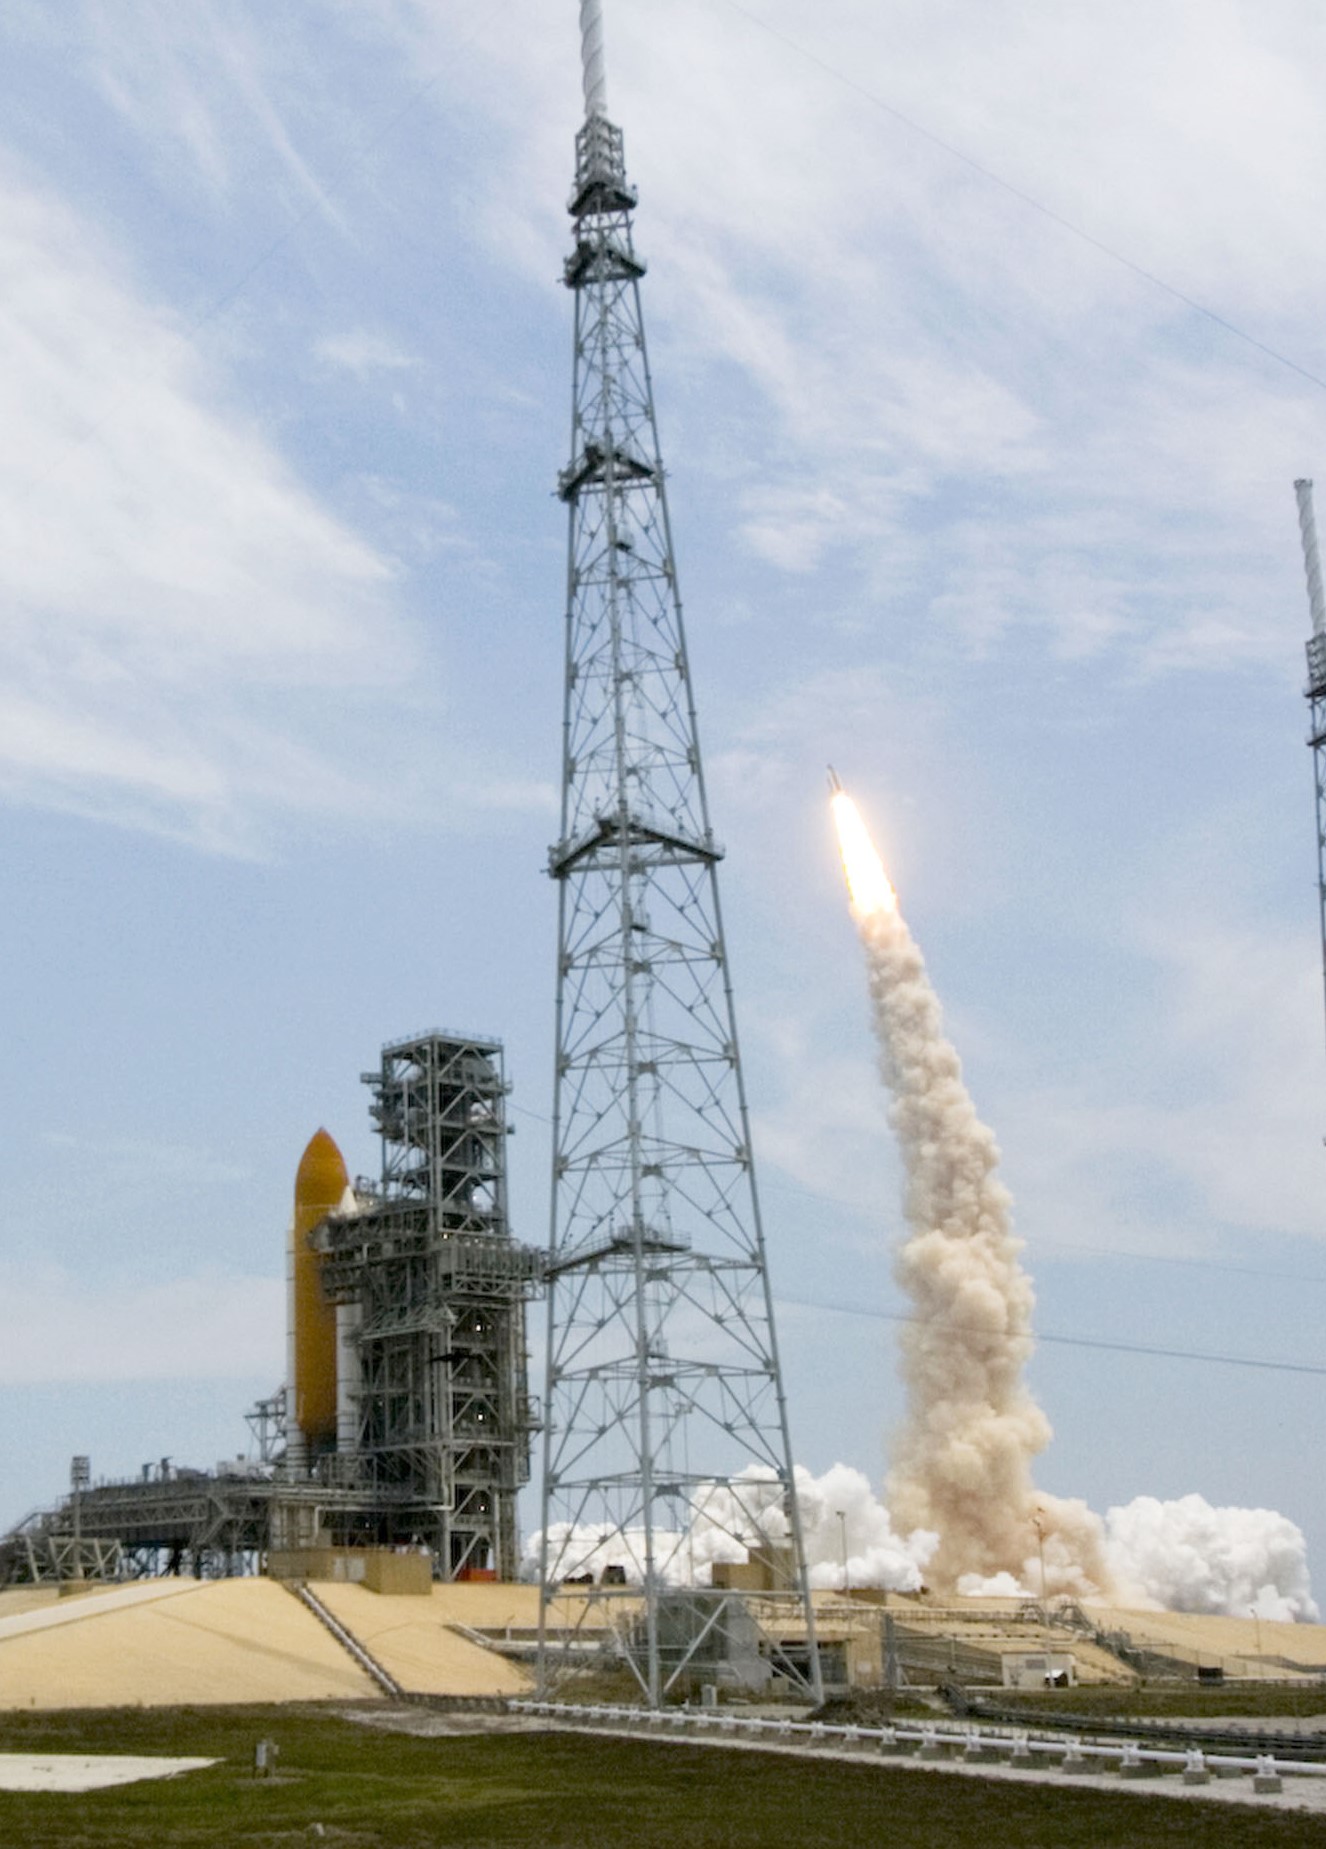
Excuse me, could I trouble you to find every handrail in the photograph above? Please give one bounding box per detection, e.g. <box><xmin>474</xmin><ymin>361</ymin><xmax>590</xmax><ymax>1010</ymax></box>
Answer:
<box><xmin>292</xmin><ymin>1584</ymin><xmax>402</xmax><ymax>1699</ymax></box>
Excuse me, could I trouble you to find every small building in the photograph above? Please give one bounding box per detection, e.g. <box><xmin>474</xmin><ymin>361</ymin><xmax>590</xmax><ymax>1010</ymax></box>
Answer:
<box><xmin>1002</xmin><ymin>1650</ymin><xmax>1077</xmax><ymax>1690</ymax></box>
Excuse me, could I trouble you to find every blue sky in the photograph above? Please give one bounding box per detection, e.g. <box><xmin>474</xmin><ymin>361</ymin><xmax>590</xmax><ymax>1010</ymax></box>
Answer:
<box><xmin>1</xmin><ymin>0</ymin><xmax>1323</xmax><ymax>1586</ymax></box>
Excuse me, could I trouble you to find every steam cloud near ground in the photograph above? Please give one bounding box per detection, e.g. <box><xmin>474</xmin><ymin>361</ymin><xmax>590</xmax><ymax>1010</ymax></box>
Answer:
<box><xmin>529</xmin><ymin>1464</ymin><xmax>1318</xmax><ymax>1621</ymax></box>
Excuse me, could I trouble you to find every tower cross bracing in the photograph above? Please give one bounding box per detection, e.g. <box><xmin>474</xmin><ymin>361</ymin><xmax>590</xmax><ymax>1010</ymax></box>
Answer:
<box><xmin>538</xmin><ymin>9</ymin><xmax>821</xmax><ymax>1707</ymax></box>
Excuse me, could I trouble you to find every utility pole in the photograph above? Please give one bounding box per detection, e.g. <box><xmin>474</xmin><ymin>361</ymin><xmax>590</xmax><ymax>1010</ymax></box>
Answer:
<box><xmin>1032</xmin><ymin>1506</ymin><xmax>1047</xmax><ymax>1605</ymax></box>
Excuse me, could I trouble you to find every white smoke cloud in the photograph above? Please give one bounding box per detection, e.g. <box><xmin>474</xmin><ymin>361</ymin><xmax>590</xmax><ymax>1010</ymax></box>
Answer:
<box><xmin>957</xmin><ymin>1570</ymin><xmax>1027</xmax><ymax>1599</ymax></box>
<box><xmin>696</xmin><ymin>1462</ymin><xmax>938</xmax><ymax>1593</ymax></box>
<box><xmin>1105</xmin><ymin>1494</ymin><xmax>1319</xmax><ymax>1623</ymax></box>
<box><xmin>525</xmin><ymin>1463</ymin><xmax>1316</xmax><ymax>1621</ymax></box>
<box><xmin>790</xmin><ymin>1462</ymin><xmax>936</xmax><ymax>1592</ymax></box>
<box><xmin>524</xmin><ymin>1463</ymin><xmax>935</xmax><ymax>1592</ymax></box>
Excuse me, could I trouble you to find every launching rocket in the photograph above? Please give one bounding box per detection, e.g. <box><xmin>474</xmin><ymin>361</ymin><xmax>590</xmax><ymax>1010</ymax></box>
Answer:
<box><xmin>288</xmin><ymin>1128</ymin><xmax>348</xmax><ymax>1460</ymax></box>
<box><xmin>828</xmin><ymin>773</ymin><xmax>896</xmax><ymax>918</ymax></box>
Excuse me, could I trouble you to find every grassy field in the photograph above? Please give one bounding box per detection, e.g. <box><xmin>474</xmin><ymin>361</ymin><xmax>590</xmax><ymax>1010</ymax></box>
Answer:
<box><xmin>986</xmin><ymin>1684</ymin><xmax>1326</xmax><ymax>1721</ymax></box>
<box><xmin>0</xmin><ymin>1705</ymin><xmax>1322</xmax><ymax>1848</ymax></box>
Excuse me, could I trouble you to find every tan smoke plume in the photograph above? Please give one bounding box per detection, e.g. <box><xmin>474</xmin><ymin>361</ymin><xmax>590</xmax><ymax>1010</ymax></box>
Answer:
<box><xmin>832</xmin><ymin>787</ymin><xmax>1110</xmax><ymax>1596</ymax></box>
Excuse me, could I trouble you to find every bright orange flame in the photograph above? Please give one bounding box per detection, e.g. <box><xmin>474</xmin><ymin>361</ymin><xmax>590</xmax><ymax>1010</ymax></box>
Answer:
<box><xmin>830</xmin><ymin>788</ymin><xmax>897</xmax><ymax>917</ymax></box>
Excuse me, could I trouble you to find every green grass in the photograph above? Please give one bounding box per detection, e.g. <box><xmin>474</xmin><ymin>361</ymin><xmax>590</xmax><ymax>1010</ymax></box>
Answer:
<box><xmin>989</xmin><ymin>1685</ymin><xmax>1326</xmax><ymax>1721</ymax></box>
<box><xmin>0</xmin><ymin>1704</ymin><xmax>1319</xmax><ymax>1847</ymax></box>
<box><xmin>812</xmin><ymin>1690</ymin><xmax>942</xmax><ymax>1723</ymax></box>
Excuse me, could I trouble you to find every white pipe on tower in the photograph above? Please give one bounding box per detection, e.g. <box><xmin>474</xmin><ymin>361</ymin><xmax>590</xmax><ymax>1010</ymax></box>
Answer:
<box><xmin>1294</xmin><ymin>478</ymin><xmax>1326</xmax><ymax>638</ymax></box>
<box><xmin>580</xmin><ymin>0</ymin><xmax>608</xmax><ymax>120</ymax></box>
<box><xmin>336</xmin><ymin>1302</ymin><xmax>361</xmax><ymax>1455</ymax></box>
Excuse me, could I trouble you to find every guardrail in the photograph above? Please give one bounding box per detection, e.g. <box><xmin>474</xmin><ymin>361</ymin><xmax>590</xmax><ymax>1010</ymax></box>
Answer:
<box><xmin>508</xmin><ymin>1700</ymin><xmax>1321</xmax><ymax>1791</ymax></box>
<box><xmin>960</xmin><ymin>1694</ymin><xmax>1326</xmax><ymax>1761</ymax></box>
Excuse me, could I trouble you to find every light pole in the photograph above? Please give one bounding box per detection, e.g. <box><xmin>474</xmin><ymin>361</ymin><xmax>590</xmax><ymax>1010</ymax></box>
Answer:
<box><xmin>835</xmin><ymin>1510</ymin><xmax>849</xmax><ymax>1595</ymax></box>
<box><xmin>70</xmin><ymin>1455</ymin><xmax>90</xmax><ymax>1582</ymax></box>
<box><xmin>1032</xmin><ymin>1507</ymin><xmax>1047</xmax><ymax>1605</ymax></box>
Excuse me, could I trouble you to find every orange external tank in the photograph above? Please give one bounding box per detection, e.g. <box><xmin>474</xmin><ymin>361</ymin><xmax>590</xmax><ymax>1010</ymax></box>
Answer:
<box><xmin>292</xmin><ymin>1128</ymin><xmax>347</xmax><ymax>1448</ymax></box>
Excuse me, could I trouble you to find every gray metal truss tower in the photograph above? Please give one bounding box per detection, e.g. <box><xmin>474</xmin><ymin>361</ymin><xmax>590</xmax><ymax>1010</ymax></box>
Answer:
<box><xmin>1294</xmin><ymin>479</ymin><xmax>1326</xmax><ymax>1059</ymax></box>
<box><xmin>538</xmin><ymin>2</ymin><xmax>822</xmax><ymax>1706</ymax></box>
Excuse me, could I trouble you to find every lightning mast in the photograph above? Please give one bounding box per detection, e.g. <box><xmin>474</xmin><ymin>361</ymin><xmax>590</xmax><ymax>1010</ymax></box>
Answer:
<box><xmin>1294</xmin><ymin>478</ymin><xmax>1326</xmax><ymax>1059</ymax></box>
<box><xmin>538</xmin><ymin>1</ymin><xmax>821</xmax><ymax>1706</ymax></box>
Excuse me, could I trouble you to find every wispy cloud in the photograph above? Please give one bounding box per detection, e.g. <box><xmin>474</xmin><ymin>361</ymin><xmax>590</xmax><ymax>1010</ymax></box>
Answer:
<box><xmin>371</xmin><ymin>0</ymin><xmax>1326</xmax><ymax>677</ymax></box>
<box><xmin>72</xmin><ymin>0</ymin><xmax>343</xmax><ymax>220</ymax></box>
<box><xmin>315</xmin><ymin>330</ymin><xmax>421</xmax><ymax>378</ymax></box>
<box><xmin>0</xmin><ymin>165</ymin><xmax>415</xmax><ymax>852</ymax></box>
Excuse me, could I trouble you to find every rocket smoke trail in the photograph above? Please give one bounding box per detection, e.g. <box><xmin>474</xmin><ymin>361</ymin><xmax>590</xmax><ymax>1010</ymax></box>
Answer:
<box><xmin>831</xmin><ymin>787</ymin><xmax>1110</xmax><ymax>1594</ymax></box>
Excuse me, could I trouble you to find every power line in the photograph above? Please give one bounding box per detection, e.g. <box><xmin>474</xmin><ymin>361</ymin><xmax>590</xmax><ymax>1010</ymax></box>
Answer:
<box><xmin>719</xmin><ymin>0</ymin><xmax>1326</xmax><ymax>395</ymax></box>
<box><xmin>782</xmin><ymin>1295</ymin><xmax>1326</xmax><ymax>1379</ymax></box>
<box><xmin>509</xmin><ymin>1099</ymin><xmax>1326</xmax><ymax>1289</ymax></box>
<box><xmin>752</xmin><ymin>1158</ymin><xmax>1326</xmax><ymax>1285</ymax></box>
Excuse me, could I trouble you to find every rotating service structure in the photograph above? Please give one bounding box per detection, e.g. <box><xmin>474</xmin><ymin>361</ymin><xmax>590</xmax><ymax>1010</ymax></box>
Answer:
<box><xmin>315</xmin><ymin>1030</ymin><xmax>542</xmax><ymax>1579</ymax></box>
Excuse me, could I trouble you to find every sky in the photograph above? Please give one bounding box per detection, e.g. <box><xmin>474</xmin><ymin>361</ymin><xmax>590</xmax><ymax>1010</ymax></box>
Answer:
<box><xmin>1</xmin><ymin>0</ymin><xmax>1324</xmax><ymax>1589</ymax></box>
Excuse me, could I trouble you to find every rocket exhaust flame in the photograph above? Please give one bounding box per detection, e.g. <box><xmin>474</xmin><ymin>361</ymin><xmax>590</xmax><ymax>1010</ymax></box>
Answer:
<box><xmin>830</xmin><ymin>789</ymin><xmax>896</xmax><ymax>919</ymax></box>
<box><xmin>832</xmin><ymin>781</ymin><xmax>1109</xmax><ymax>1594</ymax></box>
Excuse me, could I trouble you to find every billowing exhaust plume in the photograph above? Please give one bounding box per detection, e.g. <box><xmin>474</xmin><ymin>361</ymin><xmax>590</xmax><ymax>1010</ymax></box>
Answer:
<box><xmin>830</xmin><ymin>786</ymin><xmax>1110</xmax><ymax>1594</ymax></box>
<box><xmin>525</xmin><ymin>1466</ymin><xmax>1317</xmax><ymax>1619</ymax></box>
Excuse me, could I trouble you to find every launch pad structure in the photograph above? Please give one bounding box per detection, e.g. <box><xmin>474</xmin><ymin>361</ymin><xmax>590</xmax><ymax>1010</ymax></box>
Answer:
<box><xmin>312</xmin><ymin>1029</ymin><xmax>540</xmax><ymax>1579</ymax></box>
<box><xmin>0</xmin><ymin>1029</ymin><xmax>541</xmax><ymax>1587</ymax></box>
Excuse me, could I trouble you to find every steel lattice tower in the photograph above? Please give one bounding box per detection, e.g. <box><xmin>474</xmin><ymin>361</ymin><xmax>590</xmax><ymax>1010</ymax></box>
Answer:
<box><xmin>537</xmin><ymin>2</ymin><xmax>821</xmax><ymax>1707</ymax></box>
<box><xmin>1295</xmin><ymin>479</ymin><xmax>1326</xmax><ymax>1060</ymax></box>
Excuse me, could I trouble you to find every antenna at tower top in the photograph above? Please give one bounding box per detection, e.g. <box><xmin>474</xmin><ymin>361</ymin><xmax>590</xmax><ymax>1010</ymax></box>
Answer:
<box><xmin>1294</xmin><ymin>476</ymin><xmax>1326</xmax><ymax>1088</ymax></box>
<box><xmin>579</xmin><ymin>0</ymin><xmax>609</xmax><ymax>120</ymax></box>
<box><xmin>1295</xmin><ymin>479</ymin><xmax>1326</xmax><ymax>639</ymax></box>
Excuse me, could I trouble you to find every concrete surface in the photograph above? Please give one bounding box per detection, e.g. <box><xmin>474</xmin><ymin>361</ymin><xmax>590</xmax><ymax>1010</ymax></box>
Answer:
<box><xmin>0</xmin><ymin>1753</ymin><xmax>216</xmax><ymax>1791</ymax></box>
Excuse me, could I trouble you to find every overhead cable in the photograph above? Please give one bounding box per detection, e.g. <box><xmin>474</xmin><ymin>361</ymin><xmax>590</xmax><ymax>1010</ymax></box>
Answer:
<box><xmin>782</xmin><ymin>1295</ymin><xmax>1326</xmax><ymax>1378</ymax></box>
<box><xmin>720</xmin><ymin>0</ymin><xmax>1326</xmax><ymax>394</ymax></box>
